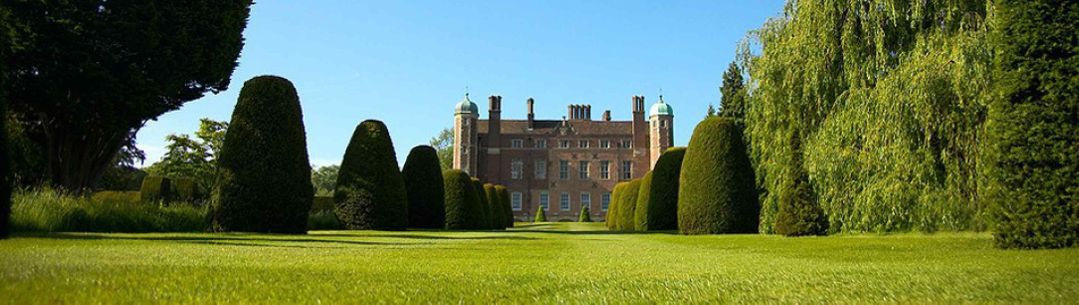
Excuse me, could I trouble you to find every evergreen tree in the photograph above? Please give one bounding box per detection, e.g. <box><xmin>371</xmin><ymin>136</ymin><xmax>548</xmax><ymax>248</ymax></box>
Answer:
<box><xmin>718</xmin><ymin>62</ymin><xmax>746</xmax><ymax>123</ymax></box>
<box><xmin>334</xmin><ymin>120</ymin><xmax>409</xmax><ymax>231</ymax></box>
<box><xmin>534</xmin><ymin>205</ymin><xmax>547</xmax><ymax>222</ymax></box>
<box><xmin>774</xmin><ymin>132</ymin><xmax>828</xmax><ymax>236</ymax></box>
<box><xmin>579</xmin><ymin>206</ymin><xmax>592</xmax><ymax>222</ymax></box>
<box><xmin>402</xmin><ymin>145</ymin><xmax>445</xmax><ymax>229</ymax></box>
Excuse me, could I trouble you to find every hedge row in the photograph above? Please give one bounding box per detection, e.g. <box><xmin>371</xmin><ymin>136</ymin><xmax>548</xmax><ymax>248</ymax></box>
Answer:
<box><xmin>636</xmin><ymin>147</ymin><xmax>685</xmax><ymax>231</ymax></box>
<box><xmin>139</xmin><ymin>176</ymin><xmax>202</xmax><ymax>203</ymax></box>
<box><xmin>442</xmin><ymin>170</ymin><xmax>509</xmax><ymax>229</ymax></box>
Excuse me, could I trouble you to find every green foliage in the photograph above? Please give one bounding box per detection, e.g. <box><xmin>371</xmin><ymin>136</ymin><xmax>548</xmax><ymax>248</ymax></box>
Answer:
<box><xmin>534</xmin><ymin>205</ymin><xmax>546</xmax><ymax>222</ymax></box>
<box><xmin>307</xmin><ymin>210</ymin><xmax>343</xmax><ymax>231</ymax></box>
<box><xmin>774</xmin><ymin>134</ymin><xmax>828</xmax><ymax>236</ymax></box>
<box><xmin>495</xmin><ymin>185</ymin><xmax>513</xmax><ymax>228</ymax></box>
<box><xmin>472</xmin><ymin>179</ymin><xmax>492</xmax><ymax>229</ymax></box>
<box><xmin>483</xmin><ymin>184</ymin><xmax>504</xmax><ymax>230</ymax></box>
<box><xmin>139</xmin><ymin>176</ymin><xmax>172</xmax><ymax>203</ymax></box>
<box><xmin>606</xmin><ymin>182</ymin><xmax>626</xmax><ymax>229</ymax></box>
<box><xmin>987</xmin><ymin>0</ymin><xmax>1079</xmax><ymax>249</ymax></box>
<box><xmin>430</xmin><ymin>128</ymin><xmax>454</xmax><ymax>170</ymax></box>
<box><xmin>146</xmin><ymin>119</ymin><xmax>228</xmax><ymax>195</ymax></box>
<box><xmin>402</xmin><ymin>145</ymin><xmax>445</xmax><ymax>229</ymax></box>
<box><xmin>743</xmin><ymin>1</ymin><xmax>991</xmax><ymax>233</ymax></box>
<box><xmin>578</xmin><ymin>206</ymin><xmax>592</xmax><ymax>222</ymax></box>
<box><xmin>4</xmin><ymin>1</ymin><xmax>252</xmax><ymax>190</ymax></box>
<box><xmin>170</xmin><ymin>178</ymin><xmax>199</xmax><ymax>202</ymax></box>
<box><xmin>443</xmin><ymin>170</ymin><xmax>485</xmax><ymax>229</ymax></box>
<box><xmin>633</xmin><ymin>172</ymin><xmax>654</xmax><ymax>230</ymax></box>
<box><xmin>11</xmin><ymin>188</ymin><xmax>207</xmax><ymax>233</ymax></box>
<box><xmin>91</xmin><ymin>191</ymin><xmax>141</xmax><ymax>205</ymax></box>
<box><xmin>212</xmin><ymin>76</ymin><xmax>313</xmax><ymax>234</ymax></box>
<box><xmin>0</xmin><ymin>17</ymin><xmax>9</xmax><ymax>238</ymax></box>
<box><xmin>311</xmin><ymin>165</ymin><xmax>339</xmax><ymax>196</ymax></box>
<box><xmin>638</xmin><ymin>147</ymin><xmax>685</xmax><ymax>231</ymax></box>
<box><xmin>718</xmin><ymin>62</ymin><xmax>746</xmax><ymax>123</ymax></box>
<box><xmin>311</xmin><ymin>196</ymin><xmax>335</xmax><ymax>213</ymax></box>
<box><xmin>616</xmin><ymin>179</ymin><xmax>642</xmax><ymax>231</ymax></box>
<box><xmin>678</xmin><ymin>117</ymin><xmax>758</xmax><ymax>234</ymax></box>
<box><xmin>334</xmin><ymin>120</ymin><xmax>409</xmax><ymax>231</ymax></box>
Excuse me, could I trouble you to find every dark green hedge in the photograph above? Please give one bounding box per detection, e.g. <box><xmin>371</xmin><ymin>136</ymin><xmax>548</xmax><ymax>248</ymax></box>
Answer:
<box><xmin>334</xmin><ymin>120</ymin><xmax>408</xmax><ymax>231</ymax></box>
<box><xmin>606</xmin><ymin>182</ymin><xmax>626</xmax><ymax>229</ymax></box>
<box><xmin>617</xmin><ymin>179</ymin><xmax>642</xmax><ymax>231</ymax></box>
<box><xmin>495</xmin><ymin>185</ymin><xmax>513</xmax><ymax>227</ymax></box>
<box><xmin>139</xmin><ymin>176</ymin><xmax>172</xmax><ymax>203</ymax></box>
<box><xmin>402</xmin><ymin>145</ymin><xmax>445</xmax><ymax>229</ymax></box>
<box><xmin>484</xmin><ymin>183</ymin><xmax>505</xmax><ymax>230</ymax></box>
<box><xmin>678</xmin><ymin>117</ymin><xmax>759</xmax><ymax>234</ymax></box>
<box><xmin>212</xmin><ymin>76</ymin><xmax>313</xmax><ymax>234</ymax></box>
<box><xmin>638</xmin><ymin>147</ymin><xmax>685</xmax><ymax>231</ymax></box>
<box><xmin>311</xmin><ymin>196</ymin><xmax>335</xmax><ymax>213</ymax></box>
<box><xmin>443</xmin><ymin>170</ymin><xmax>485</xmax><ymax>229</ymax></box>
<box><xmin>471</xmin><ymin>179</ymin><xmax>493</xmax><ymax>229</ymax></box>
<box><xmin>633</xmin><ymin>171</ymin><xmax>654</xmax><ymax>230</ymax></box>
<box><xmin>987</xmin><ymin>0</ymin><xmax>1079</xmax><ymax>249</ymax></box>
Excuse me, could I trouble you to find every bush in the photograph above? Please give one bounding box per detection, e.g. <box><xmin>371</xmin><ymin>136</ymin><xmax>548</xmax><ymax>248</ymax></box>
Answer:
<box><xmin>483</xmin><ymin>183</ymin><xmax>504</xmax><ymax>230</ymax></box>
<box><xmin>678</xmin><ymin>117</ymin><xmax>759</xmax><ymax>234</ymax></box>
<box><xmin>11</xmin><ymin>188</ymin><xmax>207</xmax><ymax>233</ymax></box>
<box><xmin>311</xmin><ymin>196</ymin><xmax>334</xmax><ymax>213</ymax></box>
<box><xmin>139</xmin><ymin>176</ymin><xmax>172</xmax><ymax>203</ymax></box>
<box><xmin>496</xmin><ymin>185</ymin><xmax>513</xmax><ymax>227</ymax></box>
<box><xmin>91</xmin><ymin>191</ymin><xmax>141</xmax><ymax>205</ymax></box>
<box><xmin>171</xmin><ymin>177</ymin><xmax>199</xmax><ymax>202</ymax></box>
<box><xmin>987</xmin><ymin>0</ymin><xmax>1079</xmax><ymax>249</ymax></box>
<box><xmin>637</xmin><ymin>148</ymin><xmax>685</xmax><ymax>231</ymax></box>
<box><xmin>617</xmin><ymin>179</ymin><xmax>642</xmax><ymax>231</ymax></box>
<box><xmin>633</xmin><ymin>172</ymin><xmax>654</xmax><ymax>230</ymax></box>
<box><xmin>402</xmin><ymin>145</ymin><xmax>445</xmax><ymax>229</ymax></box>
<box><xmin>471</xmin><ymin>179</ymin><xmax>492</xmax><ymax>229</ymax></box>
<box><xmin>606</xmin><ymin>182</ymin><xmax>626</xmax><ymax>229</ymax></box>
<box><xmin>212</xmin><ymin>76</ymin><xmax>313</xmax><ymax>234</ymax></box>
<box><xmin>307</xmin><ymin>210</ymin><xmax>343</xmax><ymax>230</ymax></box>
<box><xmin>334</xmin><ymin>120</ymin><xmax>409</xmax><ymax>231</ymax></box>
<box><xmin>579</xmin><ymin>206</ymin><xmax>592</xmax><ymax>222</ymax></box>
<box><xmin>534</xmin><ymin>205</ymin><xmax>546</xmax><ymax>222</ymax></box>
<box><xmin>443</xmin><ymin>170</ymin><xmax>485</xmax><ymax>229</ymax></box>
<box><xmin>775</xmin><ymin>134</ymin><xmax>828</xmax><ymax>236</ymax></box>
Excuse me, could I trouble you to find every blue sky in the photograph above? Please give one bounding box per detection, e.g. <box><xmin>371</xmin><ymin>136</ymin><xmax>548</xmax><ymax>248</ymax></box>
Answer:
<box><xmin>137</xmin><ymin>0</ymin><xmax>786</xmax><ymax>167</ymax></box>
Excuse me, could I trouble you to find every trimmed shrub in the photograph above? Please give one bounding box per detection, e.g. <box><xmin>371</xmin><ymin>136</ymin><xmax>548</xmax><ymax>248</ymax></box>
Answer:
<box><xmin>334</xmin><ymin>120</ymin><xmax>409</xmax><ymax>231</ymax></box>
<box><xmin>308</xmin><ymin>210</ymin><xmax>343</xmax><ymax>230</ymax></box>
<box><xmin>311</xmin><ymin>196</ymin><xmax>335</xmax><ymax>213</ymax></box>
<box><xmin>212</xmin><ymin>76</ymin><xmax>313</xmax><ymax>234</ymax></box>
<box><xmin>495</xmin><ymin>185</ymin><xmax>513</xmax><ymax>227</ymax></box>
<box><xmin>637</xmin><ymin>147</ymin><xmax>685</xmax><ymax>231</ymax></box>
<box><xmin>139</xmin><ymin>176</ymin><xmax>172</xmax><ymax>203</ymax></box>
<box><xmin>579</xmin><ymin>206</ymin><xmax>592</xmax><ymax>222</ymax></box>
<box><xmin>171</xmin><ymin>178</ymin><xmax>198</xmax><ymax>202</ymax></box>
<box><xmin>775</xmin><ymin>134</ymin><xmax>828</xmax><ymax>236</ymax></box>
<box><xmin>534</xmin><ymin>205</ymin><xmax>546</xmax><ymax>222</ymax></box>
<box><xmin>606</xmin><ymin>182</ymin><xmax>626</xmax><ymax>229</ymax></box>
<box><xmin>91</xmin><ymin>191</ymin><xmax>141</xmax><ymax>206</ymax></box>
<box><xmin>987</xmin><ymin>0</ymin><xmax>1079</xmax><ymax>249</ymax></box>
<box><xmin>678</xmin><ymin>117</ymin><xmax>759</xmax><ymax>234</ymax></box>
<box><xmin>472</xmin><ymin>179</ymin><xmax>493</xmax><ymax>229</ymax></box>
<box><xmin>633</xmin><ymin>172</ymin><xmax>654</xmax><ymax>230</ymax></box>
<box><xmin>483</xmin><ymin>183</ymin><xmax>503</xmax><ymax>229</ymax></box>
<box><xmin>402</xmin><ymin>145</ymin><xmax>446</xmax><ymax>229</ymax></box>
<box><xmin>443</xmin><ymin>170</ymin><xmax>485</xmax><ymax>229</ymax></box>
<box><xmin>617</xmin><ymin>179</ymin><xmax>642</xmax><ymax>231</ymax></box>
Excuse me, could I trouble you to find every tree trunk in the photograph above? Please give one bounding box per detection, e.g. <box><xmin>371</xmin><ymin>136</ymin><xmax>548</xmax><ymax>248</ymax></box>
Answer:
<box><xmin>43</xmin><ymin>124</ymin><xmax>129</xmax><ymax>193</ymax></box>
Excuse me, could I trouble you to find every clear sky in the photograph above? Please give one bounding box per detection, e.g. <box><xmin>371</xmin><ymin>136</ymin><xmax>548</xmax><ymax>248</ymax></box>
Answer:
<box><xmin>136</xmin><ymin>0</ymin><xmax>786</xmax><ymax>167</ymax></box>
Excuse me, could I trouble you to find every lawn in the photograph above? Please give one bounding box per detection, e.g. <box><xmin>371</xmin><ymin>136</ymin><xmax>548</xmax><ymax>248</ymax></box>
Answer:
<box><xmin>1</xmin><ymin>222</ymin><xmax>1077</xmax><ymax>304</ymax></box>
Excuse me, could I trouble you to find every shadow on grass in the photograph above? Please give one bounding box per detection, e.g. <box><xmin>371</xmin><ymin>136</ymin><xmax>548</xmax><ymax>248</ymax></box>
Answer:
<box><xmin>34</xmin><ymin>233</ymin><xmax>428</xmax><ymax>247</ymax></box>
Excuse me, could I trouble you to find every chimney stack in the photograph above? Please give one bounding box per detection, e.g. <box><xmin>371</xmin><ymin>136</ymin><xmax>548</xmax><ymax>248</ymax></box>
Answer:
<box><xmin>527</xmin><ymin>98</ymin><xmax>535</xmax><ymax>129</ymax></box>
<box><xmin>603</xmin><ymin>110</ymin><xmax>611</xmax><ymax>121</ymax></box>
<box><xmin>585</xmin><ymin>105</ymin><xmax>592</xmax><ymax>120</ymax></box>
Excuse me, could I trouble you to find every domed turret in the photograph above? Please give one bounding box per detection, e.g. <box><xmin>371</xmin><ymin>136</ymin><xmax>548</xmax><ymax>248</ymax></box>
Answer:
<box><xmin>455</xmin><ymin>93</ymin><xmax>479</xmax><ymax>115</ymax></box>
<box><xmin>649</xmin><ymin>95</ymin><xmax>674</xmax><ymax>117</ymax></box>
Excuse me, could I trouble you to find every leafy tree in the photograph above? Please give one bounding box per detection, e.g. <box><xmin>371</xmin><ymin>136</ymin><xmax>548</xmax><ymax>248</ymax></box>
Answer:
<box><xmin>678</xmin><ymin>117</ymin><xmax>759</xmax><ymax>234</ymax></box>
<box><xmin>311</xmin><ymin>165</ymin><xmax>340</xmax><ymax>196</ymax></box>
<box><xmin>146</xmin><ymin>119</ymin><xmax>228</xmax><ymax>195</ymax></box>
<box><xmin>3</xmin><ymin>1</ymin><xmax>252</xmax><ymax>191</ymax></box>
<box><xmin>717</xmin><ymin>62</ymin><xmax>746</xmax><ymax>123</ymax></box>
<box><xmin>334</xmin><ymin>120</ymin><xmax>409</xmax><ymax>231</ymax></box>
<box><xmin>403</xmin><ymin>145</ymin><xmax>445</xmax><ymax>229</ymax></box>
<box><xmin>429</xmin><ymin>128</ymin><xmax>454</xmax><ymax>170</ymax></box>
<box><xmin>987</xmin><ymin>0</ymin><xmax>1078</xmax><ymax>249</ymax></box>
<box><xmin>211</xmin><ymin>76</ymin><xmax>312</xmax><ymax>234</ymax></box>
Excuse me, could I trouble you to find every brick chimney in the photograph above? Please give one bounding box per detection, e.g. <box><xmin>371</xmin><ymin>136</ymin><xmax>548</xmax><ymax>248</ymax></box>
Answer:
<box><xmin>527</xmin><ymin>97</ymin><xmax>535</xmax><ymax>129</ymax></box>
<box><xmin>603</xmin><ymin>110</ymin><xmax>611</xmax><ymax>121</ymax></box>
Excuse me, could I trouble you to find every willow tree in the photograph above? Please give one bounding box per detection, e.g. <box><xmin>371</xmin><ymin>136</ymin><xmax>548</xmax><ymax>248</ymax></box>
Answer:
<box><xmin>742</xmin><ymin>0</ymin><xmax>991</xmax><ymax>233</ymax></box>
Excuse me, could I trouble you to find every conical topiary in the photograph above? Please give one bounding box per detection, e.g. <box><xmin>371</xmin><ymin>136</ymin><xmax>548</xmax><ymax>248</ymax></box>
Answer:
<box><xmin>578</xmin><ymin>206</ymin><xmax>592</xmax><ymax>222</ymax></box>
<box><xmin>495</xmin><ymin>185</ymin><xmax>513</xmax><ymax>227</ymax></box>
<box><xmin>402</xmin><ymin>145</ymin><xmax>445</xmax><ymax>229</ymax></box>
<box><xmin>443</xmin><ymin>170</ymin><xmax>485</xmax><ymax>229</ymax></box>
<box><xmin>334</xmin><ymin>120</ymin><xmax>409</xmax><ymax>230</ymax></box>
<box><xmin>617</xmin><ymin>179</ymin><xmax>642</xmax><ymax>231</ymax></box>
<box><xmin>534</xmin><ymin>205</ymin><xmax>546</xmax><ymax>222</ymax></box>
<box><xmin>636</xmin><ymin>147</ymin><xmax>686</xmax><ymax>231</ymax></box>
<box><xmin>212</xmin><ymin>76</ymin><xmax>313</xmax><ymax>233</ymax></box>
<box><xmin>678</xmin><ymin>117</ymin><xmax>759</xmax><ymax>234</ymax></box>
<box><xmin>774</xmin><ymin>132</ymin><xmax>828</xmax><ymax>236</ymax></box>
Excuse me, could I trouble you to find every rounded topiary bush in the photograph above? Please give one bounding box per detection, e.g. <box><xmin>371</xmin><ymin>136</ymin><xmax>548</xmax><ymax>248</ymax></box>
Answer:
<box><xmin>987</xmin><ymin>0</ymin><xmax>1079</xmax><ymax>249</ymax></box>
<box><xmin>402</xmin><ymin>145</ymin><xmax>445</xmax><ymax>229</ymax></box>
<box><xmin>678</xmin><ymin>117</ymin><xmax>759</xmax><ymax>234</ymax></box>
<box><xmin>617</xmin><ymin>179</ymin><xmax>642</xmax><ymax>231</ymax></box>
<box><xmin>606</xmin><ymin>182</ymin><xmax>626</xmax><ymax>229</ymax></box>
<box><xmin>139</xmin><ymin>176</ymin><xmax>172</xmax><ymax>203</ymax></box>
<box><xmin>495</xmin><ymin>185</ymin><xmax>513</xmax><ymax>227</ymax></box>
<box><xmin>471</xmin><ymin>179</ymin><xmax>493</xmax><ymax>229</ymax></box>
<box><xmin>334</xmin><ymin>120</ymin><xmax>409</xmax><ymax>231</ymax></box>
<box><xmin>633</xmin><ymin>172</ymin><xmax>654</xmax><ymax>230</ymax></box>
<box><xmin>534</xmin><ymin>205</ymin><xmax>546</xmax><ymax>222</ymax></box>
<box><xmin>636</xmin><ymin>147</ymin><xmax>686</xmax><ymax>231</ymax></box>
<box><xmin>443</xmin><ymin>170</ymin><xmax>485</xmax><ymax>229</ymax></box>
<box><xmin>483</xmin><ymin>183</ymin><xmax>505</xmax><ymax>230</ymax></box>
<box><xmin>212</xmin><ymin>76</ymin><xmax>313</xmax><ymax>233</ymax></box>
<box><xmin>579</xmin><ymin>206</ymin><xmax>592</xmax><ymax>222</ymax></box>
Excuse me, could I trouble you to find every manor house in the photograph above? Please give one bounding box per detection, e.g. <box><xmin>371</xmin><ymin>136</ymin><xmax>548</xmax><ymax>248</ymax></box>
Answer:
<box><xmin>452</xmin><ymin>94</ymin><xmax>674</xmax><ymax>221</ymax></box>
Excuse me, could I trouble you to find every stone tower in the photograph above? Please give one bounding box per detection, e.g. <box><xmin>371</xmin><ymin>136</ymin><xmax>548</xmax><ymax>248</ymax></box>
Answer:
<box><xmin>648</xmin><ymin>95</ymin><xmax>674</xmax><ymax>168</ymax></box>
<box><xmin>453</xmin><ymin>94</ymin><xmax>479</xmax><ymax>175</ymax></box>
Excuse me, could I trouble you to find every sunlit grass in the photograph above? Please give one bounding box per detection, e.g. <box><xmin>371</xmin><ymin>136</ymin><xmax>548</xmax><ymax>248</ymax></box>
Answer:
<box><xmin>1</xmin><ymin>222</ymin><xmax>1077</xmax><ymax>304</ymax></box>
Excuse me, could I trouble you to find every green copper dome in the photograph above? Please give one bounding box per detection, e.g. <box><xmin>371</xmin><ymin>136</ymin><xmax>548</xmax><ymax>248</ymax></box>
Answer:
<box><xmin>455</xmin><ymin>93</ymin><xmax>478</xmax><ymax>115</ymax></box>
<box><xmin>650</xmin><ymin>95</ymin><xmax>674</xmax><ymax>117</ymax></box>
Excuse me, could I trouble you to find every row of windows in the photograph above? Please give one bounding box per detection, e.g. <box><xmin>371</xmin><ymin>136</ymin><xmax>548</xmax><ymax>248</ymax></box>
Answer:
<box><xmin>510</xmin><ymin>160</ymin><xmax>633</xmax><ymax>180</ymax></box>
<box><xmin>509</xmin><ymin>191</ymin><xmax>612</xmax><ymax>212</ymax></box>
<box><xmin>510</xmin><ymin>138</ymin><xmax>633</xmax><ymax>149</ymax></box>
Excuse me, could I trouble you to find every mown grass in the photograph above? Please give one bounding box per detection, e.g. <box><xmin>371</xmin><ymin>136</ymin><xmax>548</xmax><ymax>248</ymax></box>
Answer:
<box><xmin>1</xmin><ymin>222</ymin><xmax>1077</xmax><ymax>304</ymax></box>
